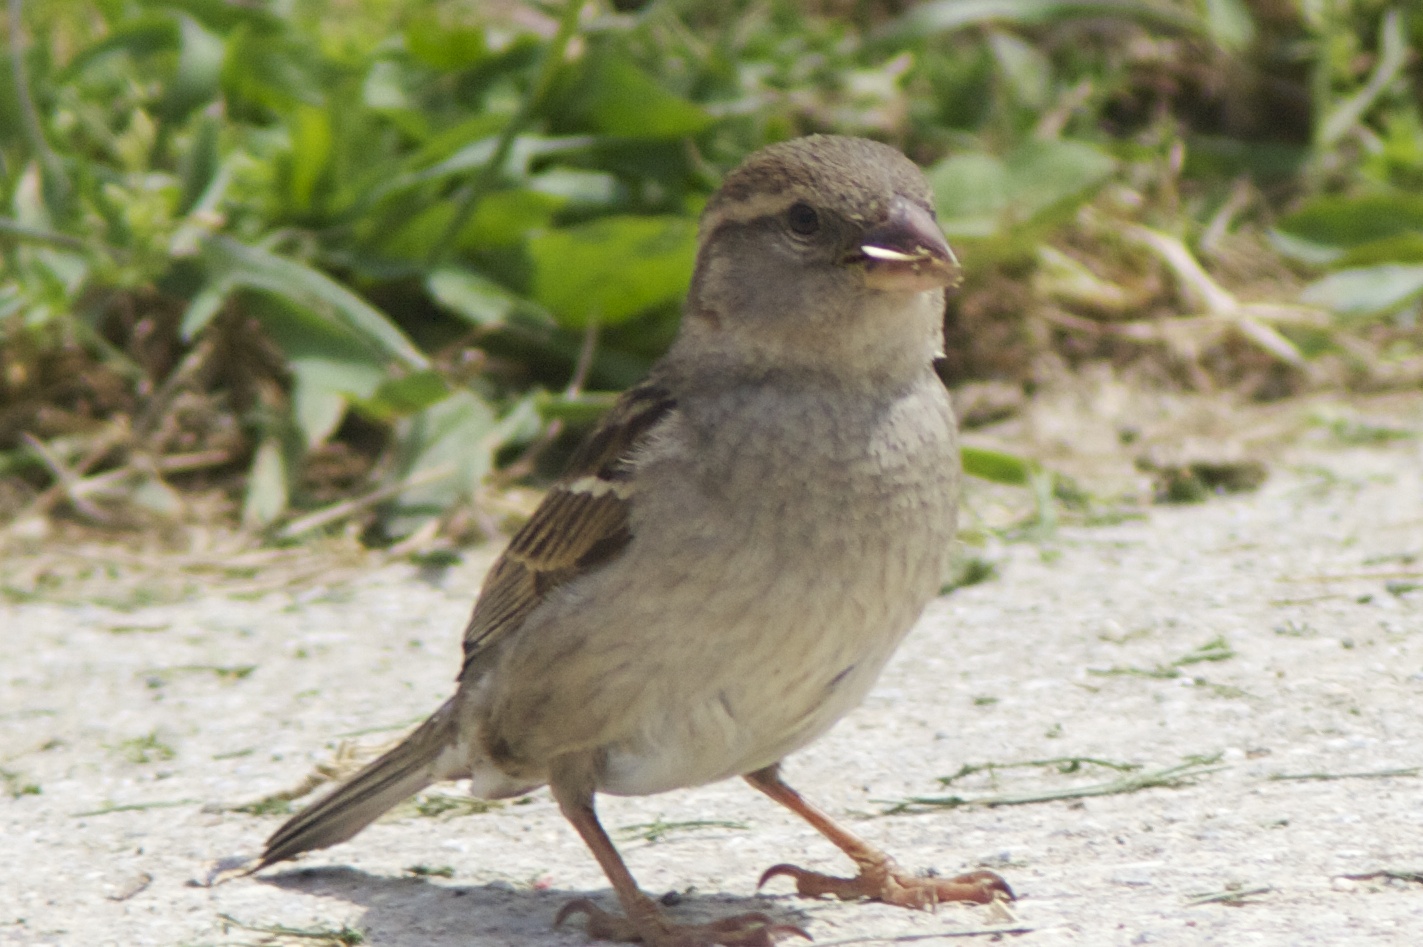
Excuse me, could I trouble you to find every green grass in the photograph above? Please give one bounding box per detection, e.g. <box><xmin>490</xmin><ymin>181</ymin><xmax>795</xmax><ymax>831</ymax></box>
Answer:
<box><xmin>2</xmin><ymin>0</ymin><xmax>1421</xmax><ymax>540</ymax></box>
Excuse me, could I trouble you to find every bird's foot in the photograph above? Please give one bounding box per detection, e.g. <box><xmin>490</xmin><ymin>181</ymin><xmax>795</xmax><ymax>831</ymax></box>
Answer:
<box><xmin>556</xmin><ymin>898</ymin><xmax>810</xmax><ymax>946</ymax></box>
<box><xmin>758</xmin><ymin>859</ymin><xmax>1012</xmax><ymax>909</ymax></box>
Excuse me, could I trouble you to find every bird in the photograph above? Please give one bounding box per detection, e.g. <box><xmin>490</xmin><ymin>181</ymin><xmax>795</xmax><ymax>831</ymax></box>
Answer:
<box><xmin>255</xmin><ymin>134</ymin><xmax>1012</xmax><ymax>946</ymax></box>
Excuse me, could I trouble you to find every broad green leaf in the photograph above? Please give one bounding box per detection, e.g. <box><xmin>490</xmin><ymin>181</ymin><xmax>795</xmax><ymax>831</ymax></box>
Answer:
<box><xmin>1274</xmin><ymin>194</ymin><xmax>1423</xmax><ymax>253</ymax></box>
<box><xmin>889</xmin><ymin>0</ymin><xmax>1204</xmax><ymax>40</ymax></box>
<box><xmin>148</xmin><ymin>0</ymin><xmax>283</xmax><ymax>34</ymax></box>
<box><xmin>987</xmin><ymin>31</ymin><xmax>1050</xmax><ymax>108</ymax></box>
<box><xmin>1300</xmin><ymin>265</ymin><xmax>1423</xmax><ymax>320</ymax></box>
<box><xmin>1183</xmin><ymin>135</ymin><xmax>1308</xmax><ymax>182</ymax></box>
<box><xmin>1337</xmin><ymin>234</ymin><xmax>1423</xmax><ymax>267</ymax></box>
<box><xmin>203</xmin><ymin>236</ymin><xmax>428</xmax><ymax>370</ymax></box>
<box><xmin>290</xmin><ymin>378</ymin><xmax>347</xmax><ymax>449</ymax></box>
<box><xmin>405</xmin><ymin>14</ymin><xmax>488</xmax><ymax>70</ymax></box>
<box><xmin>179</xmin><ymin>279</ymin><xmax>230</xmax><ymax>339</ymax></box>
<box><xmin>11</xmin><ymin>166</ymin><xmax>88</xmax><ymax>302</ymax></box>
<box><xmin>370</xmin><ymin>134</ymin><xmax>597</xmax><ymax>206</ymax></box>
<box><xmin>427</xmin><ymin>268</ymin><xmax>522</xmax><ymax>327</ymax></box>
<box><xmin>373</xmin><ymin>202</ymin><xmax>458</xmax><ymax>261</ymax></box>
<box><xmin>930</xmin><ymin>153</ymin><xmax>1010</xmax><ymax>239</ymax></box>
<box><xmin>177</xmin><ymin>113</ymin><xmax>223</xmax><ymax>214</ymax></box>
<box><xmin>961</xmin><ymin>446</ymin><xmax>1036</xmax><ymax>486</ymax></box>
<box><xmin>1266</xmin><ymin>229</ymin><xmax>1341</xmax><ymax>267</ymax></box>
<box><xmin>930</xmin><ymin>141</ymin><xmax>1114</xmax><ymax>241</ymax></box>
<box><xmin>385</xmin><ymin>391</ymin><xmax>497</xmax><ymax>529</ymax></box>
<box><xmin>359</xmin><ymin>370</ymin><xmax>452</xmax><ymax>421</ymax></box>
<box><xmin>1002</xmin><ymin>140</ymin><xmax>1116</xmax><ymax>221</ymax></box>
<box><xmin>528</xmin><ymin>216</ymin><xmax>697</xmax><ymax>328</ymax></box>
<box><xmin>285</xmin><ymin>105</ymin><xmax>333</xmax><ymax>214</ymax></box>
<box><xmin>286</xmin><ymin>349</ymin><xmax>387</xmax><ymax>448</ymax></box>
<box><xmin>362</xmin><ymin>60</ymin><xmax>411</xmax><ymax>112</ymax></box>
<box><xmin>61</xmin><ymin>14</ymin><xmax>178</xmax><ymax>78</ymax></box>
<box><xmin>570</xmin><ymin>47</ymin><xmax>714</xmax><ymax>139</ymax></box>
<box><xmin>242</xmin><ymin>290</ymin><xmax>385</xmax><ymax>448</ymax></box>
<box><xmin>1200</xmin><ymin>0</ymin><xmax>1255</xmax><ymax>51</ymax></box>
<box><xmin>465</xmin><ymin>188</ymin><xmax>567</xmax><ymax>247</ymax></box>
<box><xmin>286</xmin><ymin>354</ymin><xmax>385</xmax><ymax>401</ymax></box>
<box><xmin>529</xmin><ymin>169</ymin><xmax>622</xmax><ymax>208</ymax></box>
<box><xmin>243</xmin><ymin>438</ymin><xmax>289</xmax><ymax>528</ymax></box>
<box><xmin>163</xmin><ymin>14</ymin><xmax>224</xmax><ymax>121</ymax></box>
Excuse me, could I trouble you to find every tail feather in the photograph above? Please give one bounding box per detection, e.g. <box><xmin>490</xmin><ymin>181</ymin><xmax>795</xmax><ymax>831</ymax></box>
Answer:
<box><xmin>257</xmin><ymin>700</ymin><xmax>464</xmax><ymax>870</ymax></box>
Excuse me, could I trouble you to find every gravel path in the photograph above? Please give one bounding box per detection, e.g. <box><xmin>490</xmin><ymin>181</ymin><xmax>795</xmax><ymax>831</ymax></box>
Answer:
<box><xmin>3</xmin><ymin>395</ymin><xmax>1421</xmax><ymax>947</ymax></box>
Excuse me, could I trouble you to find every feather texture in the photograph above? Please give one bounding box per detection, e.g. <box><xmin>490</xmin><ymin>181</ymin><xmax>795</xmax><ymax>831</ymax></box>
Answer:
<box><xmin>459</xmin><ymin>381</ymin><xmax>676</xmax><ymax>673</ymax></box>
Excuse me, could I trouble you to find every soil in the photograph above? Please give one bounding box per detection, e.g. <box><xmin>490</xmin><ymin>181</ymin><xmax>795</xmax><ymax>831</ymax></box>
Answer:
<box><xmin>2</xmin><ymin>388</ymin><xmax>1421</xmax><ymax>947</ymax></box>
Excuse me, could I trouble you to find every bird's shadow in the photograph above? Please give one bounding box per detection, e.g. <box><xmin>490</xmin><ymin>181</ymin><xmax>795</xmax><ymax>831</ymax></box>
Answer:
<box><xmin>259</xmin><ymin>866</ymin><xmax>811</xmax><ymax>946</ymax></box>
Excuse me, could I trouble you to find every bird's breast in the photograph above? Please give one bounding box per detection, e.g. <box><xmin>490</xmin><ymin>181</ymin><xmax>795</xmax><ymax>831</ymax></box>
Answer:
<box><xmin>588</xmin><ymin>378</ymin><xmax>960</xmax><ymax>794</ymax></box>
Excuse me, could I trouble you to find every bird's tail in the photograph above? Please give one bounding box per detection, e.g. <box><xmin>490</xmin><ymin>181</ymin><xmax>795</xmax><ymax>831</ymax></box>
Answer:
<box><xmin>256</xmin><ymin>699</ymin><xmax>466</xmax><ymax>870</ymax></box>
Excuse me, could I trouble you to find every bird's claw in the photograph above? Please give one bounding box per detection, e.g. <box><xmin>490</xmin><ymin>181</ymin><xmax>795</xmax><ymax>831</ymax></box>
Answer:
<box><xmin>758</xmin><ymin>861</ymin><xmax>1013</xmax><ymax>908</ymax></box>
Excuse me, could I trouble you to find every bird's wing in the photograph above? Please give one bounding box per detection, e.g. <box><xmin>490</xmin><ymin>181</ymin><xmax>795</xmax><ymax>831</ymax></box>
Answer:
<box><xmin>459</xmin><ymin>379</ymin><xmax>677</xmax><ymax>675</ymax></box>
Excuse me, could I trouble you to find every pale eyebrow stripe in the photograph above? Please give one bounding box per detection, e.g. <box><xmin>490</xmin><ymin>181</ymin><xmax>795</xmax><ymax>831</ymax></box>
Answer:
<box><xmin>700</xmin><ymin>191</ymin><xmax>801</xmax><ymax>233</ymax></box>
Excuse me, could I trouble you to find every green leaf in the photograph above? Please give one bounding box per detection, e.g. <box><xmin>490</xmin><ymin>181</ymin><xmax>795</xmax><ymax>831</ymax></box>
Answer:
<box><xmin>987</xmin><ymin>31</ymin><xmax>1051</xmax><ymax>109</ymax></box>
<box><xmin>203</xmin><ymin>236</ymin><xmax>428</xmax><ymax>370</ymax></box>
<box><xmin>528</xmin><ymin>216</ymin><xmax>697</xmax><ymax>328</ymax></box>
<box><xmin>1336</xmin><ymin>233</ymin><xmax>1423</xmax><ymax>267</ymax></box>
<box><xmin>1183</xmin><ymin>135</ymin><xmax>1308</xmax><ymax>182</ymax></box>
<box><xmin>362</xmin><ymin>60</ymin><xmax>411</xmax><ymax>112</ymax></box>
<box><xmin>163</xmin><ymin>14</ymin><xmax>224</xmax><ymax>121</ymax></box>
<box><xmin>1200</xmin><ymin>0</ymin><xmax>1255</xmax><ymax>51</ymax></box>
<box><xmin>930</xmin><ymin>141</ymin><xmax>1114</xmax><ymax>242</ymax></box>
<box><xmin>384</xmin><ymin>391</ymin><xmax>497</xmax><ymax>531</ymax></box>
<box><xmin>426</xmin><ymin>268</ymin><xmax>521</xmax><ymax>327</ymax></box>
<box><xmin>1299</xmin><ymin>265</ymin><xmax>1423</xmax><ymax>320</ymax></box>
<box><xmin>285</xmin><ymin>355</ymin><xmax>385</xmax><ymax>401</ymax></box>
<box><xmin>243</xmin><ymin>438</ymin><xmax>289</xmax><ymax>528</ymax></box>
<box><xmin>238</xmin><ymin>287</ymin><xmax>386</xmax><ymax>448</ymax></box>
<box><xmin>928</xmin><ymin>153</ymin><xmax>1010</xmax><ymax>239</ymax></box>
<box><xmin>529</xmin><ymin>169</ymin><xmax>622</xmax><ymax>208</ymax></box>
<box><xmin>465</xmin><ymin>188</ymin><xmax>567</xmax><ymax>247</ymax></box>
<box><xmin>889</xmin><ymin>0</ymin><xmax>1206</xmax><ymax>40</ymax></box>
<box><xmin>285</xmin><ymin>351</ymin><xmax>387</xmax><ymax>449</ymax></box>
<box><xmin>177</xmin><ymin>113</ymin><xmax>223</xmax><ymax>215</ymax></box>
<box><xmin>1002</xmin><ymin>140</ymin><xmax>1116</xmax><ymax>221</ymax></box>
<box><xmin>62</xmin><ymin>14</ymin><xmax>178</xmax><ymax>78</ymax></box>
<box><xmin>359</xmin><ymin>370</ymin><xmax>452</xmax><ymax>421</ymax></box>
<box><xmin>961</xmin><ymin>447</ymin><xmax>1036</xmax><ymax>486</ymax></box>
<box><xmin>569</xmin><ymin>46</ymin><xmax>715</xmax><ymax>139</ymax></box>
<box><xmin>405</xmin><ymin>14</ymin><xmax>488</xmax><ymax>70</ymax></box>
<box><xmin>179</xmin><ymin>279</ymin><xmax>230</xmax><ymax>339</ymax></box>
<box><xmin>1274</xmin><ymin>193</ymin><xmax>1423</xmax><ymax>253</ymax></box>
<box><xmin>284</xmin><ymin>106</ymin><xmax>334</xmax><ymax>215</ymax></box>
<box><xmin>290</xmin><ymin>377</ymin><xmax>347</xmax><ymax>449</ymax></box>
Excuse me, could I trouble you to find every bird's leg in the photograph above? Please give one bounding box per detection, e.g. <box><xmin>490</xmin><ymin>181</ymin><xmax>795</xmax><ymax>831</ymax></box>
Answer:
<box><xmin>745</xmin><ymin>764</ymin><xmax>1013</xmax><ymax>909</ymax></box>
<box><xmin>550</xmin><ymin>763</ymin><xmax>807</xmax><ymax>946</ymax></box>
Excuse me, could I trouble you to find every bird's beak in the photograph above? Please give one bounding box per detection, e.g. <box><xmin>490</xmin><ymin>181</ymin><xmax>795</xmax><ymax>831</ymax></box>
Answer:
<box><xmin>851</xmin><ymin>198</ymin><xmax>959</xmax><ymax>293</ymax></box>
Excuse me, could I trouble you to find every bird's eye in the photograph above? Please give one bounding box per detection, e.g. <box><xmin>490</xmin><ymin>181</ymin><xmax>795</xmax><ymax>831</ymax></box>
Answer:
<box><xmin>786</xmin><ymin>202</ymin><xmax>820</xmax><ymax>236</ymax></box>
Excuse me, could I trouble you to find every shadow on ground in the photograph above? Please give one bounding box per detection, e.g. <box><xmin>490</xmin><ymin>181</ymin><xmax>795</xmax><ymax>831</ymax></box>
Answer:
<box><xmin>260</xmin><ymin>866</ymin><xmax>811</xmax><ymax>946</ymax></box>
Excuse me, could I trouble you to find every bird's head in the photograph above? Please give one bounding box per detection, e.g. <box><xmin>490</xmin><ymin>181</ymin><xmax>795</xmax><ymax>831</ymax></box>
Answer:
<box><xmin>679</xmin><ymin>135</ymin><xmax>958</xmax><ymax>388</ymax></box>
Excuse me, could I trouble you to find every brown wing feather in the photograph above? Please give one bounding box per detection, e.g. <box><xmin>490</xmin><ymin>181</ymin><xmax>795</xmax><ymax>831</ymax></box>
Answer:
<box><xmin>460</xmin><ymin>381</ymin><xmax>676</xmax><ymax>672</ymax></box>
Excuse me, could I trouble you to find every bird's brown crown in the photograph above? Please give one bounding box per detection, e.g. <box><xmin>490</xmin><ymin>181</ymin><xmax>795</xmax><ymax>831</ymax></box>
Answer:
<box><xmin>701</xmin><ymin>135</ymin><xmax>935</xmax><ymax>235</ymax></box>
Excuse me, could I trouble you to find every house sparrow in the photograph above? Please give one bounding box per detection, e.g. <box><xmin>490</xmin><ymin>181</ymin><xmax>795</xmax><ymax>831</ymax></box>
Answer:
<box><xmin>256</xmin><ymin>135</ymin><xmax>1011</xmax><ymax>945</ymax></box>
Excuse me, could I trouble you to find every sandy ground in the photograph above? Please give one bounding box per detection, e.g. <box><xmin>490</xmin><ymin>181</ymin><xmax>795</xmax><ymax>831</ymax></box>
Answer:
<box><xmin>3</xmin><ymin>391</ymin><xmax>1422</xmax><ymax>947</ymax></box>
